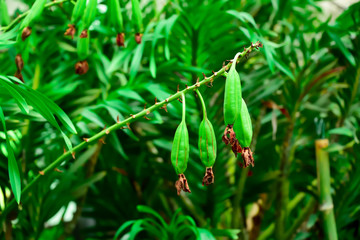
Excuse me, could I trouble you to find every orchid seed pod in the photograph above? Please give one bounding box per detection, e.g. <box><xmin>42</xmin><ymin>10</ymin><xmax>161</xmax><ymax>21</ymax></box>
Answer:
<box><xmin>131</xmin><ymin>0</ymin><xmax>143</xmax><ymax>43</ymax></box>
<box><xmin>171</xmin><ymin>93</ymin><xmax>191</xmax><ymax>195</ymax></box>
<box><xmin>71</xmin><ymin>0</ymin><xmax>87</xmax><ymax>24</ymax></box>
<box><xmin>20</xmin><ymin>0</ymin><xmax>46</xmax><ymax>30</ymax></box>
<box><xmin>234</xmin><ymin>98</ymin><xmax>252</xmax><ymax>148</ymax></box>
<box><xmin>109</xmin><ymin>0</ymin><xmax>125</xmax><ymax>46</ymax></box>
<box><xmin>82</xmin><ymin>0</ymin><xmax>97</xmax><ymax>30</ymax></box>
<box><xmin>223</xmin><ymin>52</ymin><xmax>242</xmax><ymax>126</ymax></box>
<box><xmin>233</xmin><ymin>98</ymin><xmax>254</xmax><ymax>168</ymax></box>
<box><xmin>77</xmin><ymin>29</ymin><xmax>89</xmax><ymax>60</ymax></box>
<box><xmin>197</xmin><ymin>90</ymin><xmax>216</xmax><ymax>186</ymax></box>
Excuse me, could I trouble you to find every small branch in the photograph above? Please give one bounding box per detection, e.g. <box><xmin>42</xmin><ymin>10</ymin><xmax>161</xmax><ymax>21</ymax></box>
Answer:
<box><xmin>0</xmin><ymin>0</ymin><xmax>71</xmax><ymax>32</ymax></box>
<box><xmin>0</xmin><ymin>42</ymin><xmax>262</xmax><ymax>222</ymax></box>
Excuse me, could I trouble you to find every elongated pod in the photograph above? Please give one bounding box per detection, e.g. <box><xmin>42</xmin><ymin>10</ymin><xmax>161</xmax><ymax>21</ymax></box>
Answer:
<box><xmin>171</xmin><ymin>93</ymin><xmax>191</xmax><ymax>195</ymax></box>
<box><xmin>224</xmin><ymin>52</ymin><xmax>242</xmax><ymax>126</ymax></box>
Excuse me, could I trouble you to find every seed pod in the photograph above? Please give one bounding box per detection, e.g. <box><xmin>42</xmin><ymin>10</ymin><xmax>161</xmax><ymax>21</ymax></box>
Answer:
<box><xmin>75</xmin><ymin>60</ymin><xmax>89</xmax><ymax>75</ymax></box>
<box><xmin>77</xmin><ymin>29</ymin><xmax>89</xmax><ymax>60</ymax></box>
<box><xmin>223</xmin><ymin>52</ymin><xmax>242</xmax><ymax>126</ymax></box>
<box><xmin>1</xmin><ymin>0</ymin><xmax>10</xmax><ymax>25</ymax></box>
<box><xmin>233</xmin><ymin>98</ymin><xmax>254</xmax><ymax>168</ymax></box>
<box><xmin>20</xmin><ymin>0</ymin><xmax>47</xmax><ymax>29</ymax></box>
<box><xmin>233</xmin><ymin>98</ymin><xmax>252</xmax><ymax>148</ymax></box>
<box><xmin>109</xmin><ymin>0</ymin><xmax>124</xmax><ymax>33</ymax></box>
<box><xmin>82</xmin><ymin>0</ymin><xmax>97</xmax><ymax>29</ymax></box>
<box><xmin>171</xmin><ymin>93</ymin><xmax>191</xmax><ymax>195</ymax></box>
<box><xmin>131</xmin><ymin>0</ymin><xmax>143</xmax><ymax>43</ymax></box>
<box><xmin>71</xmin><ymin>0</ymin><xmax>87</xmax><ymax>23</ymax></box>
<box><xmin>197</xmin><ymin>89</ymin><xmax>217</xmax><ymax>186</ymax></box>
<box><xmin>171</xmin><ymin>121</ymin><xmax>189</xmax><ymax>175</ymax></box>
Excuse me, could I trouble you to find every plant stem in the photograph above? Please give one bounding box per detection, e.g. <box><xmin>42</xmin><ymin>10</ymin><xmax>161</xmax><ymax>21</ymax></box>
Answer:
<box><xmin>275</xmin><ymin>100</ymin><xmax>299</xmax><ymax>240</ymax></box>
<box><xmin>0</xmin><ymin>42</ymin><xmax>263</xmax><ymax>221</ymax></box>
<box><xmin>196</xmin><ymin>89</ymin><xmax>207</xmax><ymax>120</ymax></box>
<box><xmin>232</xmin><ymin>106</ymin><xmax>266</xmax><ymax>239</ymax></box>
<box><xmin>0</xmin><ymin>0</ymin><xmax>71</xmax><ymax>32</ymax></box>
<box><xmin>315</xmin><ymin>139</ymin><xmax>338</xmax><ymax>240</ymax></box>
<box><xmin>181</xmin><ymin>93</ymin><xmax>186</xmax><ymax>122</ymax></box>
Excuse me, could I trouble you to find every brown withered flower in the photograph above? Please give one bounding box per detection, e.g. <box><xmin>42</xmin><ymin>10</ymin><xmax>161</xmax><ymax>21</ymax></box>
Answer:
<box><xmin>80</xmin><ymin>29</ymin><xmax>88</xmax><ymax>38</ymax></box>
<box><xmin>15</xmin><ymin>54</ymin><xmax>24</xmax><ymax>71</ymax></box>
<box><xmin>21</xmin><ymin>27</ymin><xmax>32</xmax><ymax>41</ymax></box>
<box><xmin>14</xmin><ymin>71</ymin><xmax>24</xmax><ymax>83</ymax></box>
<box><xmin>175</xmin><ymin>173</ymin><xmax>191</xmax><ymax>195</ymax></box>
<box><xmin>202</xmin><ymin>167</ymin><xmax>214</xmax><ymax>186</ymax></box>
<box><xmin>222</xmin><ymin>125</ymin><xmax>242</xmax><ymax>156</ymax></box>
<box><xmin>135</xmin><ymin>33</ymin><xmax>143</xmax><ymax>44</ymax></box>
<box><xmin>116</xmin><ymin>33</ymin><xmax>125</xmax><ymax>47</ymax></box>
<box><xmin>75</xmin><ymin>60</ymin><xmax>89</xmax><ymax>75</ymax></box>
<box><xmin>64</xmin><ymin>24</ymin><xmax>76</xmax><ymax>39</ymax></box>
<box><xmin>241</xmin><ymin>147</ymin><xmax>254</xmax><ymax>168</ymax></box>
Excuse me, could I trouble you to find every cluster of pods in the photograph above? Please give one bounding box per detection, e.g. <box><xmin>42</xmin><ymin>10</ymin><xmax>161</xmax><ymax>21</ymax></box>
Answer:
<box><xmin>171</xmin><ymin>53</ymin><xmax>254</xmax><ymax>195</ymax></box>
<box><xmin>14</xmin><ymin>0</ymin><xmax>143</xmax><ymax>78</ymax></box>
<box><xmin>171</xmin><ymin>91</ymin><xmax>217</xmax><ymax>195</ymax></box>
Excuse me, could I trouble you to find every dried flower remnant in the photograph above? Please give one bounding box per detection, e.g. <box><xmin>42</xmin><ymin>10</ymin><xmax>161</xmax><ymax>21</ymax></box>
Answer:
<box><xmin>21</xmin><ymin>27</ymin><xmax>32</xmax><ymax>41</ymax></box>
<box><xmin>75</xmin><ymin>60</ymin><xmax>89</xmax><ymax>75</ymax></box>
<box><xmin>240</xmin><ymin>147</ymin><xmax>254</xmax><ymax>168</ymax></box>
<box><xmin>202</xmin><ymin>167</ymin><xmax>214</xmax><ymax>186</ymax></box>
<box><xmin>116</xmin><ymin>33</ymin><xmax>125</xmax><ymax>47</ymax></box>
<box><xmin>80</xmin><ymin>29</ymin><xmax>88</xmax><ymax>38</ymax></box>
<box><xmin>14</xmin><ymin>71</ymin><xmax>24</xmax><ymax>83</ymax></box>
<box><xmin>222</xmin><ymin>125</ymin><xmax>242</xmax><ymax>157</ymax></box>
<box><xmin>64</xmin><ymin>24</ymin><xmax>76</xmax><ymax>39</ymax></box>
<box><xmin>135</xmin><ymin>33</ymin><xmax>142</xmax><ymax>44</ymax></box>
<box><xmin>175</xmin><ymin>174</ymin><xmax>191</xmax><ymax>195</ymax></box>
<box><xmin>15</xmin><ymin>54</ymin><xmax>24</xmax><ymax>71</ymax></box>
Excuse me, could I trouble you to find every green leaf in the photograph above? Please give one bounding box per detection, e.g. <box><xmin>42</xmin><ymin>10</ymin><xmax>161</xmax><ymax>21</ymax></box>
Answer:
<box><xmin>0</xmin><ymin>107</ymin><xmax>21</xmax><ymax>204</ymax></box>
<box><xmin>327</xmin><ymin>31</ymin><xmax>356</xmax><ymax>66</ymax></box>
<box><xmin>329</xmin><ymin>127</ymin><xmax>353</xmax><ymax>137</ymax></box>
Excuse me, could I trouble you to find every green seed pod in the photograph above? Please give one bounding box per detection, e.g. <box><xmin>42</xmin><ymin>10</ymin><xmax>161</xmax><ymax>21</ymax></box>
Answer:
<box><xmin>233</xmin><ymin>98</ymin><xmax>252</xmax><ymax>147</ymax></box>
<box><xmin>199</xmin><ymin>119</ymin><xmax>217</xmax><ymax>167</ymax></box>
<box><xmin>1</xmin><ymin>0</ymin><xmax>10</xmax><ymax>25</ymax></box>
<box><xmin>77</xmin><ymin>29</ymin><xmax>89</xmax><ymax>60</ymax></box>
<box><xmin>171</xmin><ymin>93</ymin><xmax>189</xmax><ymax>174</ymax></box>
<box><xmin>20</xmin><ymin>0</ymin><xmax>47</xmax><ymax>29</ymax></box>
<box><xmin>131</xmin><ymin>0</ymin><xmax>143</xmax><ymax>43</ymax></box>
<box><xmin>224</xmin><ymin>52</ymin><xmax>242</xmax><ymax>126</ymax></box>
<box><xmin>171</xmin><ymin>121</ymin><xmax>189</xmax><ymax>174</ymax></box>
<box><xmin>109</xmin><ymin>0</ymin><xmax>124</xmax><ymax>33</ymax></box>
<box><xmin>82</xmin><ymin>0</ymin><xmax>97</xmax><ymax>29</ymax></box>
<box><xmin>197</xmin><ymin>89</ymin><xmax>216</xmax><ymax>186</ymax></box>
<box><xmin>71</xmin><ymin>0</ymin><xmax>87</xmax><ymax>23</ymax></box>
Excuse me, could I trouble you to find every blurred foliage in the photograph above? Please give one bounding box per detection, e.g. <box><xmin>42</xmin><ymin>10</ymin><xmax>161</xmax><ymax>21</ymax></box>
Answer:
<box><xmin>0</xmin><ymin>0</ymin><xmax>360</xmax><ymax>239</ymax></box>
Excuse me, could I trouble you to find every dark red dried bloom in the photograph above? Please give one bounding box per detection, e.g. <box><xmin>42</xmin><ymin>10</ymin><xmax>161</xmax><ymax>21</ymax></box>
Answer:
<box><xmin>15</xmin><ymin>54</ymin><xmax>24</xmax><ymax>71</ymax></box>
<box><xmin>116</xmin><ymin>33</ymin><xmax>125</xmax><ymax>47</ymax></box>
<box><xmin>75</xmin><ymin>60</ymin><xmax>89</xmax><ymax>75</ymax></box>
<box><xmin>135</xmin><ymin>33</ymin><xmax>142</xmax><ymax>44</ymax></box>
<box><xmin>80</xmin><ymin>29</ymin><xmax>88</xmax><ymax>38</ymax></box>
<box><xmin>223</xmin><ymin>124</ymin><xmax>243</xmax><ymax>156</ymax></box>
<box><xmin>202</xmin><ymin>167</ymin><xmax>214</xmax><ymax>186</ymax></box>
<box><xmin>64</xmin><ymin>24</ymin><xmax>76</xmax><ymax>39</ymax></box>
<box><xmin>241</xmin><ymin>147</ymin><xmax>254</xmax><ymax>168</ymax></box>
<box><xmin>175</xmin><ymin>173</ymin><xmax>191</xmax><ymax>195</ymax></box>
<box><xmin>21</xmin><ymin>27</ymin><xmax>32</xmax><ymax>41</ymax></box>
<box><xmin>14</xmin><ymin>71</ymin><xmax>24</xmax><ymax>83</ymax></box>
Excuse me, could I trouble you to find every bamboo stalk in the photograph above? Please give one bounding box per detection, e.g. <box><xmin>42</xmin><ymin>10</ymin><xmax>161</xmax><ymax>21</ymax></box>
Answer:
<box><xmin>0</xmin><ymin>42</ymin><xmax>263</xmax><ymax>222</ymax></box>
<box><xmin>315</xmin><ymin>139</ymin><xmax>338</xmax><ymax>240</ymax></box>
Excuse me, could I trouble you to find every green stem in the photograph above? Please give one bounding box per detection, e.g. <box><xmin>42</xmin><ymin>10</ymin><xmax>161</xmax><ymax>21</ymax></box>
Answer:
<box><xmin>181</xmin><ymin>92</ymin><xmax>186</xmax><ymax>122</ymax></box>
<box><xmin>315</xmin><ymin>139</ymin><xmax>338</xmax><ymax>240</ymax></box>
<box><xmin>0</xmin><ymin>42</ymin><xmax>262</xmax><ymax>222</ymax></box>
<box><xmin>0</xmin><ymin>0</ymin><xmax>71</xmax><ymax>32</ymax></box>
<box><xmin>284</xmin><ymin>198</ymin><xmax>317</xmax><ymax>240</ymax></box>
<box><xmin>195</xmin><ymin>89</ymin><xmax>207</xmax><ymax>120</ymax></box>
